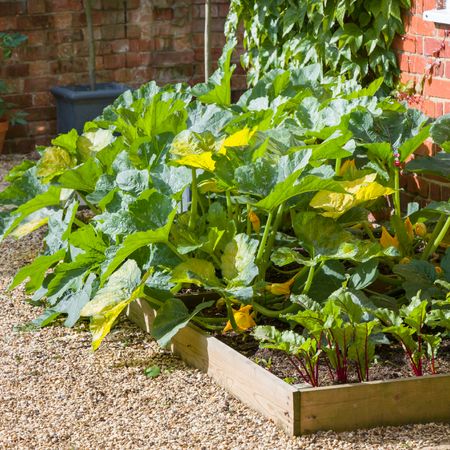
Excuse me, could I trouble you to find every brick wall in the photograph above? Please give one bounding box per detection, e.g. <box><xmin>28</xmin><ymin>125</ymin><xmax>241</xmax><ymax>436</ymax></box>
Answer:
<box><xmin>394</xmin><ymin>0</ymin><xmax>450</xmax><ymax>203</ymax></box>
<box><xmin>0</xmin><ymin>0</ymin><xmax>236</xmax><ymax>154</ymax></box>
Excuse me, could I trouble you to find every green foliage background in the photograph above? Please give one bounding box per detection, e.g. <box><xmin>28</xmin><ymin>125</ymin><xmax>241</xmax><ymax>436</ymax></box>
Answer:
<box><xmin>225</xmin><ymin>0</ymin><xmax>411</xmax><ymax>87</ymax></box>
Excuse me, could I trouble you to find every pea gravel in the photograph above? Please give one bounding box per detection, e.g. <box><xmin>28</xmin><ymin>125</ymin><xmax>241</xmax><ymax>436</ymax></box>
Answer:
<box><xmin>1</xmin><ymin>155</ymin><xmax>450</xmax><ymax>450</ymax></box>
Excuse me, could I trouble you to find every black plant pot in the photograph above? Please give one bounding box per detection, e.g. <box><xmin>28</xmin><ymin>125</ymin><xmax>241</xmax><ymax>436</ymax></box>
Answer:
<box><xmin>51</xmin><ymin>83</ymin><xmax>129</xmax><ymax>134</ymax></box>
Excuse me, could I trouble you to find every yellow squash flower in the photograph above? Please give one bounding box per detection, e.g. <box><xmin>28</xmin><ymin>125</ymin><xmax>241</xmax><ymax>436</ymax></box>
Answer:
<box><xmin>266</xmin><ymin>277</ymin><xmax>296</xmax><ymax>296</ymax></box>
<box><xmin>404</xmin><ymin>217</ymin><xmax>414</xmax><ymax>240</ymax></box>
<box><xmin>380</xmin><ymin>226</ymin><xmax>400</xmax><ymax>249</ymax></box>
<box><xmin>223</xmin><ymin>305</ymin><xmax>256</xmax><ymax>333</ymax></box>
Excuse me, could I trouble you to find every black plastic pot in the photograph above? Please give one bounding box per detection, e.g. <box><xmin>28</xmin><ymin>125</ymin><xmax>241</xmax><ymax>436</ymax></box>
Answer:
<box><xmin>51</xmin><ymin>83</ymin><xmax>129</xmax><ymax>134</ymax></box>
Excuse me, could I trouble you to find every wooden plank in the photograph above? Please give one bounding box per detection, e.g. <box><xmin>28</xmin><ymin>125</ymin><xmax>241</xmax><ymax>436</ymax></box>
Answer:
<box><xmin>299</xmin><ymin>374</ymin><xmax>450</xmax><ymax>434</ymax></box>
<box><xmin>126</xmin><ymin>299</ymin><xmax>299</xmax><ymax>435</ymax></box>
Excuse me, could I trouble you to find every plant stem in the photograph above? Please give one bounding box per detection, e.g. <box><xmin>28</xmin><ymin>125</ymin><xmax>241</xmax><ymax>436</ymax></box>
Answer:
<box><xmin>78</xmin><ymin>192</ymin><xmax>100</xmax><ymax>214</ymax></box>
<box><xmin>335</xmin><ymin>158</ymin><xmax>342</xmax><ymax>176</ymax></box>
<box><xmin>256</xmin><ymin>210</ymin><xmax>273</xmax><ymax>266</ymax></box>
<box><xmin>251</xmin><ymin>301</ymin><xmax>299</xmax><ymax>318</ymax></box>
<box><xmin>226</xmin><ymin>190</ymin><xmax>233</xmax><ymax>220</ymax></box>
<box><xmin>246</xmin><ymin>203</ymin><xmax>251</xmax><ymax>236</ymax></box>
<box><xmin>393</xmin><ymin>167</ymin><xmax>401</xmax><ymax>218</ymax></box>
<box><xmin>421</xmin><ymin>215</ymin><xmax>450</xmax><ymax>260</ymax></box>
<box><xmin>224</xmin><ymin>297</ymin><xmax>239</xmax><ymax>332</ymax></box>
<box><xmin>73</xmin><ymin>217</ymin><xmax>86</xmax><ymax>228</ymax></box>
<box><xmin>188</xmin><ymin>169</ymin><xmax>198</xmax><ymax>231</ymax></box>
<box><xmin>192</xmin><ymin>317</ymin><xmax>223</xmax><ymax>331</ymax></box>
<box><xmin>302</xmin><ymin>265</ymin><xmax>315</xmax><ymax>295</ymax></box>
<box><xmin>287</xmin><ymin>355</ymin><xmax>310</xmax><ymax>385</ymax></box>
<box><xmin>259</xmin><ymin>203</ymin><xmax>284</xmax><ymax>279</ymax></box>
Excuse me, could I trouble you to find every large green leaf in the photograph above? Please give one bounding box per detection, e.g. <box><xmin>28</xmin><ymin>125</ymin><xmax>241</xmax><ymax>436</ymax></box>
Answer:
<box><xmin>293</xmin><ymin>212</ymin><xmax>353</xmax><ymax>259</ymax></box>
<box><xmin>9</xmin><ymin>249</ymin><xmax>66</xmax><ymax>293</ymax></box>
<box><xmin>430</xmin><ymin>114</ymin><xmax>450</xmax><ymax>152</ymax></box>
<box><xmin>45</xmin><ymin>252</ymin><xmax>102</xmax><ymax>304</ymax></box>
<box><xmin>32</xmin><ymin>273</ymin><xmax>98</xmax><ymax>329</ymax></box>
<box><xmin>115</xmin><ymin>169</ymin><xmax>149</xmax><ymax>196</ymax></box>
<box><xmin>192</xmin><ymin>39</ymin><xmax>235</xmax><ymax>107</ymax></box>
<box><xmin>0</xmin><ymin>166</ymin><xmax>45</xmax><ymax>207</ymax></box>
<box><xmin>393</xmin><ymin>260</ymin><xmax>442</xmax><ymax>300</ymax></box>
<box><xmin>255</xmin><ymin>174</ymin><xmax>345</xmax><ymax>212</ymax></box>
<box><xmin>171</xmin><ymin>258</ymin><xmax>219</xmax><ymax>287</ymax></box>
<box><xmin>101</xmin><ymin>210</ymin><xmax>176</xmax><ymax>283</ymax></box>
<box><xmin>221</xmin><ymin>233</ymin><xmax>259</xmax><ymax>286</ymax></box>
<box><xmin>398</xmin><ymin>125</ymin><xmax>431</xmax><ymax>162</ymax></box>
<box><xmin>58</xmin><ymin>158</ymin><xmax>103</xmax><ymax>193</ymax></box>
<box><xmin>350</xmin><ymin>259</ymin><xmax>379</xmax><ymax>290</ymax></box>
<box><xmin>152</xmin><ymin>298</ymin><xmax>215</xmax><ymax>347</ymax></box>
<box><xmin>234</xmin><ymin>159</ymin><xmax>277</xmax><ymax>198</ymax></box>
<box><xmin>1</xmin><ymin>186</ymin><xmax>61</xmax><ymax>241</ymax></box>
<box><xmin>45</xmin><ymin>201</ymin><xmax>78</xmax><ymax>253</ymax></box>
<box><xmin>406</xmin><ymin>152</ymin><xmax>450</xmax><ymax>179</ymax></box>
<box><xmin>152</xmin><ymin>164</ymin><xmax>191</xmax><ymax>198</ymax></box>
<box><xmin>293</xmin><ymin>212</ymin><xmax>384</xmax><ymax>262</ymax></box>
<box><xmin>51</xmin><ymin>129</ymin><xmax>79</xmax><ymax>155</ymax></box>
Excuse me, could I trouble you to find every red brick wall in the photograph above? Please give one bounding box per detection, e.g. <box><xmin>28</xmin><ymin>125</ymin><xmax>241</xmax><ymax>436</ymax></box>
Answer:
<box><xmin>394</xmin><ymin>0</ymin><xmax>450</xmax><ymax>203</ymax></box>
<box><xmin>0</xmin><ymin>0</ymin><xmax>234</xmax><ymax>154</ymax></box>
<box><xmin>395</xmin><ymin>0</ymin><xmax>450</xmax><ymax>118</ymax></box>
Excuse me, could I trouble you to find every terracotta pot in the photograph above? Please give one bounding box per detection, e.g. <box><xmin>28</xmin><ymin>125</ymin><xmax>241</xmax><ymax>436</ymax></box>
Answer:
<box><xmin>0</xmin><ymin>120</ymin><xmax>9</xmax><ymax>154</ymax></box>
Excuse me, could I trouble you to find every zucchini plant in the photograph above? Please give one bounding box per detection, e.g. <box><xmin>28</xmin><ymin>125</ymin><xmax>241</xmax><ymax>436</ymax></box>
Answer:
<box><xmin>1</xmin><ymin>53</ymin><xmax>449</xmax><ymax>362</ymax></box>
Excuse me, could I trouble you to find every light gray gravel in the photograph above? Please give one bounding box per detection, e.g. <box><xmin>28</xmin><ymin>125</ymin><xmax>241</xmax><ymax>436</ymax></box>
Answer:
<box><xmin>1</xmin><ymin>155</ymin><xmax>450</xmax><ymax>449</ymax></box>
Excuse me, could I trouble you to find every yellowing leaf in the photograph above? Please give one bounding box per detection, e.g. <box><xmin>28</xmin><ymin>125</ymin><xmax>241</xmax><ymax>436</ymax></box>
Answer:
<box><xmin>380</xmin><ymin>226</ymin><xmax>399</xmax><ymax>249</ymax></box>
<box><xmin>223</xmin><ymin>305</ymin><xmax>256</xmax><ymax>333</ymax></box>
<box><xmin>37</xmin><ymin>146</ymin><xmax>77</xmax><ymax>182</ymax></box>
<box><xmin>173</xmin><ymin>152</ymin><xmax>216</xmax><ymax>171</ymax></box>
<box><xmin>310</xmin><ymin>174</ymin><xmax>394</xmax><ymax>218</ymax></box>
<box><xmin>89</xmin><ymin>301</ymin><xmax>129</xmax><ymax>351</ymax></box>
<box><xmin>11</xmin><ymin>216</ymin><xmax>49</xmax><ymax>239</ymax></box>
<box><xmin>248</xmin><ymin>210</ymin><xmax>261</xmax><ymax>233</ymax></box>
<box><xmin>219</xmin><ymin>127</ymin><xmax>256</xmax><ymax>153</ymax></box>
<box><xmin>266</xmin><ymin>277</ymin><xmax>295</xmax><ymax>296</ymax></box>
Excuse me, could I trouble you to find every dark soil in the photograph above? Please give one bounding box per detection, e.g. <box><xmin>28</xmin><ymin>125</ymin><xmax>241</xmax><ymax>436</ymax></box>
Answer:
<box><xmin>217</xmin><ymin>332</ymin><xmax>450</xmax><ymax>387</ymax></box>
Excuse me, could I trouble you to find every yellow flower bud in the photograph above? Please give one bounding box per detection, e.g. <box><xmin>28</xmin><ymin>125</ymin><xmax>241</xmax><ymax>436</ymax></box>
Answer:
<box><xmin>435</xmin><ymin>266</ymin><xmax>443</xmax><ymax>275</ymax></box>
<box><xmin>266</xmin><ymin>277</ymin><xmax>295</xmax><ymax>296</ymax></box>
<box><xmin>248</xmin><ymin>210</ymin><xmax>261</xmax><ymax>233</ymax></box>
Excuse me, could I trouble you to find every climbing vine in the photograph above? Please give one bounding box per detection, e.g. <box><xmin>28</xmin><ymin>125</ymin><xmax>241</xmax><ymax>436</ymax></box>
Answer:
<box><xmin>225</xmin><ymin>0</ymin><xmax>411</xmax><ymax>87</ymax></box>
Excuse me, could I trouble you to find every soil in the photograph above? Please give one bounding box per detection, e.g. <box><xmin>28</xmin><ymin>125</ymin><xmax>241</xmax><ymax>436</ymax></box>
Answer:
<box><xmin>218</xmin><ymin>332</ymin><xmax>450</xmax><ymax>387</ymax></box>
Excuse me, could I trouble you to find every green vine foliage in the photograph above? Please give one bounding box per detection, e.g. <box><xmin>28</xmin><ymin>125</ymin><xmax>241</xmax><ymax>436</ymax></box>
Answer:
<box><xmin>225</xmin><ymin>0</ymin><xmax>411</xmax><ymax>87</ymax></box>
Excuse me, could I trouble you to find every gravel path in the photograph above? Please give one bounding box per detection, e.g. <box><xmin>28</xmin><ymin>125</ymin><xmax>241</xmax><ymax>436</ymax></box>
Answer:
<box><xmin>1</xmin><ymin>155</ymin><xmax>450</xmax><ymax>450</ymax></box>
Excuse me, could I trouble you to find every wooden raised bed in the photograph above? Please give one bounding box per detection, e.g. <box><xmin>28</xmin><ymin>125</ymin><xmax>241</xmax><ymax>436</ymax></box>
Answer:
<box><xmin>126</xmin><ymin>298</ymin><xmax>450</xmax><ymax>435</ymax></box>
